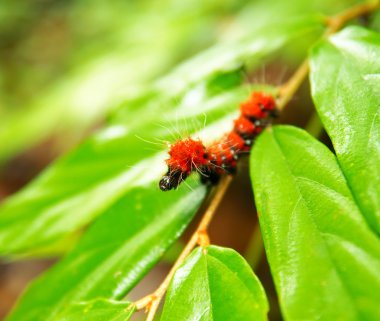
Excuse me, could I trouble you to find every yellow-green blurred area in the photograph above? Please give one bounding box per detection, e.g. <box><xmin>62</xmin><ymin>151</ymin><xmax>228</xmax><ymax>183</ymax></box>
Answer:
<box><xmin>0</xmin><ymin>0</ymin><xmax>239</xmax><ymax>109</ymax></box>
<box><xmin>0</xmin><ymin>0</ymin><xmax>249</xmax><ymax>167</ymax></box>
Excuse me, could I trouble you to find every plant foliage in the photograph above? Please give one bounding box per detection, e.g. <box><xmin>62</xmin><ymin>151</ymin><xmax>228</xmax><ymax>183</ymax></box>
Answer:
<box><xmin>1</xmin><ymin>1</ymin><xmax>379</xmax><ymax>321</ymax></box>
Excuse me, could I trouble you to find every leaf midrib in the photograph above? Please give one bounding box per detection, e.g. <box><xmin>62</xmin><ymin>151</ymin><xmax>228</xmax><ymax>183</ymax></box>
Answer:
<box><xmin>271</xmin><ymin>129</ymin><xmax>361</xmax><ymax>320</ymax></box>
<box><xmin>42</xmin><ymin>187</ymin><xmax>203</xmax><ymax>320</ymax></box>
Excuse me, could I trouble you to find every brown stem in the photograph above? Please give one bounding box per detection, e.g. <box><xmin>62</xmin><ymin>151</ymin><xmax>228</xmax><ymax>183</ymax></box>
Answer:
<box><xmin>278</xmin><ymin>0</ymin><xmax>380</xmax><ymax>110</ymax></box>
<box><xmin>134</xmin><ymin>175</ymin><xmax>233</xmax><ymax>320</ymax></box>
<box><xmin>278</xmin><ymin>59</ymin><xmax>309</xmax><ymax>110</ymax></box>
<box><xmin>326</xmin><ymin>1</ymin><xmax>380</xmax><ymax>34</ymax></box>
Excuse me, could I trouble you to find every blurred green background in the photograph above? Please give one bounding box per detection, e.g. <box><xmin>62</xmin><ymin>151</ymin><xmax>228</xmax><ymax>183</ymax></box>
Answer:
<box><xmin>0</xmin><ymin>0</ymin><xmax>248</xmax><ymax>169</ymax></box>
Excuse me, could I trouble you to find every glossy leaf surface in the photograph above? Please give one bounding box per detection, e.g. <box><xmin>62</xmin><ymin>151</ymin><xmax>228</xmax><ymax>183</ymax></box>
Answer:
<box><xmin>310</xmin><ymin>26</ymin><xmax>380</xmax><ymax>233</ymax></box>
<box><xmin>52</xmin><ymin>299</ymin><xmax>135</xmax><ymax>321</ymax></box>
<box><xmin>161</xmin><ymin>245</ymin><xmax>268</xmax><ymax>321</ymax></box>
<box><xmin>5</xmin><ymin>183</ymin><xmax>206</xmax><ymax>321</ymax></box>
<box><xmin>251</xmin><ymin>126</ymin><xmax>380</xmax><ymax>320</ymax></box>
<box><xmin>0</xmin><ymin>80</ymin><xmax>247</xmax><ymax>256</ymax></box>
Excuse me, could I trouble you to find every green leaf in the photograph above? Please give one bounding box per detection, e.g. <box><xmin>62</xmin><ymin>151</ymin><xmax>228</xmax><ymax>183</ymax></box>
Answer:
<box><xmin>0</xmin><ymin>80</ymin><xmax>250</xmax><ymax>256</ymax></box>
<box><xmin>310</xmin><ymin>26</ymin><xmax>380</xmax><ymax>233</ymax></box>
<box><xmin>160</xmin><ymin>245</ymin><xmax>269</xmax><ymax>321</ymax></box>
<box><xmin>5</xmin><ymin>182</ymin><xmax>206</xmax><ymax>321</ymax></box>
<box><xmin>2</xmin><ymin>75</ymin><xmax>262</xmax><ymax>321</ymax></box>
<box><xmin>251</xmin><ymin>125</ymin><xmax>380</xmax><ymax>321</ymax></box>
<box><xmin>52</xmin><ymin>299</ymin><xmax>135</xmax><ymax>321</ymax></box>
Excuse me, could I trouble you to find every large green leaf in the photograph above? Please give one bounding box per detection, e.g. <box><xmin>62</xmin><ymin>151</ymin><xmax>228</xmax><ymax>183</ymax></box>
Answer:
<box><xmin>0</xmin><ymin>79</ymin><xmax>250</xmax><ymax>256</ymax></box>
<box><xmin>310</xmin><ymin>26</ymin><xmax>380</xmax><ymax>233</ymax></box>
<box><xmin>2</xmin><ymin>73</ymin><xmax>258</xmax><ymax>319</ymax></box>
<box><xmin>52</xmin><ymin>299</ymin><xmax>135</xmax><ymax>321</ymax></box>
<box><xmin>251</xmin><ymin>126</ymin><xmax>380</xmax><ymax>320</ymax></box>
<box><xmin>5</xmin><ymin>182</ymin><xmax>205</xmax><ymax>321</ymax></box>
<box><xmin>160</xmin><ymin>245</ymin><xmax>268</xmax><ymax>321</ymax></box>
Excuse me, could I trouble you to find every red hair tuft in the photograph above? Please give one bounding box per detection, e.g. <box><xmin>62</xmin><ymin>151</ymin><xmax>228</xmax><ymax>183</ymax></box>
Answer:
<box><xmin>240</xmin><ymin>91</ymin><xmax>276</xmax><ymax>119</ymax></box>
<box><xmin>166</xmin><ymin>138</ymin><xmax>207</xmax><ymax>174</ymax></box>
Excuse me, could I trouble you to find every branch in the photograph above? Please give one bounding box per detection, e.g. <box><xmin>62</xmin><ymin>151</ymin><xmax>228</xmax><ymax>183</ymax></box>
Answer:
<box><xmin>326</xmin><ymin>1</ymin><xmax>380</xmax><ymax>35</ymax></box>
<box><xmin>132</xmin><ymin>2</ymin><xmax>380</xmax><ymax>320</ymax></box>
<box><xmin>134</xmin><ymin>175</ymin><xmax>233</xmax><ymax>320</ymax></box>
<box><xmin>278</xmin><ymin>0</ymin><xmax>380</xmax><ymax>110</ymax></box>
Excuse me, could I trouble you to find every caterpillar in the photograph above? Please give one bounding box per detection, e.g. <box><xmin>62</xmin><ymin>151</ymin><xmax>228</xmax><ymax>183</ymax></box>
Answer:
<box><xmin>159</xmin><ymin>91</ymin><xmax>278</xmax><ymax>191</ymax></box>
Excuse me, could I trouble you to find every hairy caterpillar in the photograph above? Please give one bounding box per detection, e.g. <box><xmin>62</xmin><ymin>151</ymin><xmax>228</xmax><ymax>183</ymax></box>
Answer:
<box><xmin>159</xmin><ymin>91</ymin><xmax>277</xmax><ymax>191</ymax></box>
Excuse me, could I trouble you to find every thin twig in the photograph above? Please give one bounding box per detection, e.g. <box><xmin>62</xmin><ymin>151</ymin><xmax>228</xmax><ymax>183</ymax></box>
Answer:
<box><xmin>133</xmin><ymin>2</ymin><xmax>380</xmax><ymax>320</ymax></box>
<box><xmin>278</xmin><ymin>59</ymin><xmax>309</xmax><ymax>110</ymax></box>
<box><xmin>326</xmin><ymin>1</ymin><xmax>380</xmax><ymax>35</ymax></box>
<box><xmin>135</xmin><ymin>175</ymin><xmax>233</xmax><ymax>320</ymax></box>
<box><xmin>278</xmin><ymin>0</ymin><xmax>380</xmax><ymax>110</ymax></box>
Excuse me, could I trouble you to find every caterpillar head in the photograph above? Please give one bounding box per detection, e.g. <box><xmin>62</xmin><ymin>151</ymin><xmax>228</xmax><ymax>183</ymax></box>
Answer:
<box><xmin>159</xmin><ymin>170</ymin><xmax>186</xmax><ymax>191</ymax></box>
<box><xmin>159</xmin><ymin>138</ymin><xmax>207</xmax><ymax>191</ymax></box>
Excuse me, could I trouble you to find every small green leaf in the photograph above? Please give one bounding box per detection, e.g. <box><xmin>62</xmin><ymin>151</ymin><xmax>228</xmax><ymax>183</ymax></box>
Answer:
<box><xmin>5</xmin><ymin>183</ymin><xmax>206</xmax><ymax>321</ymax></box>
<box><xmin>160</xmin><ymin>245</ymin><xmax>268</xmax><ymax>321</ymax></box>
<box><xmin>310</xmin><ymin>26</ymin><xmax>380</xmax><ymax>233</ymax></box>
<box><xmin>251</xmin><ymin>126</ymin><xmax>380</xmax><ymax>321</ymax></box>
<box><xmin>52</xmin><ymin>299</ymin><xmax>135</xmax><ymax>321</ymax></box>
